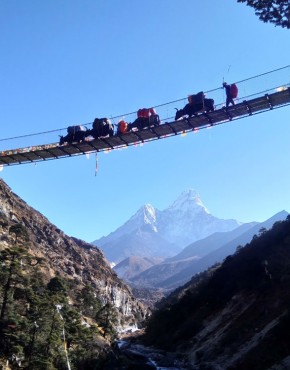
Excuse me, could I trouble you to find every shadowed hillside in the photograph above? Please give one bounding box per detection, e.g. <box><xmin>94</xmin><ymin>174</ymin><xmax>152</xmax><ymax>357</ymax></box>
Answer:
<box><xmin>144</xmin><ymin>216</ymin><xmax>290</xmax><ymax>369</ymax></box>
<box><xmin>129</xmin><ymin>211</ymin><xmax>287</xmax><ymax>291</ymax></box>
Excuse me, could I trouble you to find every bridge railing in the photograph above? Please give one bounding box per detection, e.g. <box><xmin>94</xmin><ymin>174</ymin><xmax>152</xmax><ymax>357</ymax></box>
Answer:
<box><xmin>0</xmin><ymin>65</ymin><xmax>289</xmax><ymax>152</ymax></box>
<box><xmin>149</xmin><ymin>64</ymin><xmax>290</xmax><ymax>122</ymax></box>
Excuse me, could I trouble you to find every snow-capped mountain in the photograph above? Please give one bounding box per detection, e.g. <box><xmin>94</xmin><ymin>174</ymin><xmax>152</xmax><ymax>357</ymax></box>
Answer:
<box><xmin>93</xmin><ymin>189</ymin><xmax>242</xmax><ymax>263</ymax></box>
<box><xmin>131</xmin><ymin>210</ymin><xmax>288</xmax><ymax>291</ymax></box>
<box><xmin>96</xmin><ymin>203</ymin><xmax>159</xmax><ymax>248</ymax></box>
<box><xmin>157</xmin><ymin>189</ymin><xmax>240</xmax><ymax>247</ymax></box>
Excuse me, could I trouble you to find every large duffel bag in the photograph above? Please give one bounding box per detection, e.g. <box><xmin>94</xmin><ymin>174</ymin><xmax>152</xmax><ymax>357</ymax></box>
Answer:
<box><xmin>67</xmin><ymin>125</ymin><xmax>85</xmax><ymax>134</ymax></box>
<box><xmin>230</xmin><ymin>83</ymin><xmax>238</xmax><ymax>98</ymax></box>
<box><xmin>92</xmin><ymin>118</ymin><xmax>109</xmax><ymax>130</ymax></box>
<box><xmin>149</xmin><ymin>114</ymin><xmax>160</xmax><ymax>126</ymax></box>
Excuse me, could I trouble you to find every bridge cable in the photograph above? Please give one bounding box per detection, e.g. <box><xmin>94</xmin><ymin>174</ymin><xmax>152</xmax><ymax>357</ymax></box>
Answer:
<box><xmin>0</xmin><ymin>64</ymin><xmax>289</xmax><ymax>144</ymax></box>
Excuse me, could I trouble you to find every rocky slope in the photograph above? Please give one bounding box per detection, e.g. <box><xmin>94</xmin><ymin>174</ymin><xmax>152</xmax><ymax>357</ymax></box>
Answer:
<box><xmin>0</xmin><ymin>178</ymin><xmax>149</xmax><ymax>329</ymax></box>
<box><xmin>113</xmin><ymin>255</ymin><xmax>163</xmax><ymax>280</ymax></box>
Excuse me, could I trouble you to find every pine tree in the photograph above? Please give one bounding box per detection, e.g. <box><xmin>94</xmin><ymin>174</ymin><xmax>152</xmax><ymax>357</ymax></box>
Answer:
<box><xmin>0</xmin><ymin>223</ymin><xmax>115</xmax><ymax>369</ymax></box>
<box><xmin>76</xmin><ymin>285</ymin><xmax>102</xmax><ymax>317</ymax></box>
<box><xmin>237</xmin><ymin>0</ymin><xmax>290</xmax><ymax>28</ymax></box>
<box><xmin>95</xmin><ymin>303</ymin><xmax>118</xmax><ymax>340</ymax></box>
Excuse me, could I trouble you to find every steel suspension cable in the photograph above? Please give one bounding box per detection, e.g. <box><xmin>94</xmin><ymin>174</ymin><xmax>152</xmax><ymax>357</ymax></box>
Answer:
<box><xmin>0</xmin><ymin>64</ymin><xmax>289</xmax><ymax>144</ymax></box>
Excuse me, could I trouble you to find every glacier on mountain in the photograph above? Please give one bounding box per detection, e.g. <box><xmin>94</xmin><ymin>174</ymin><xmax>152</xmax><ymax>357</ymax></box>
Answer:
<box><xmin>93</xmin><ymin>189</ymin><xmax>242</xmax><ymax>263</ymax></box>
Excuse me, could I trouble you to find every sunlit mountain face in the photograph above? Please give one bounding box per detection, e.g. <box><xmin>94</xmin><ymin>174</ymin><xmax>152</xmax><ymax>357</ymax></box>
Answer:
<box><xmin>93</xmin><ymin>189</ymin><xmax>241</xmax><ymax>263</ymax></box>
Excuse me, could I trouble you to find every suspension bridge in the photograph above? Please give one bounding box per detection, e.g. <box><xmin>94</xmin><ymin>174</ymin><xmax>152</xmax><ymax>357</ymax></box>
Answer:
<box><xmin>0</xmin><ymin>66</ymin><xmax>289</xmax><ymax>167</ymax></box>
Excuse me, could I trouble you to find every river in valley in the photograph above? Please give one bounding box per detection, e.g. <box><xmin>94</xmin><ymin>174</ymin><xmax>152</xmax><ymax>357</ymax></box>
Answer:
<box><xmin>109</xmin><ymin>332</ymin><xmax>191</xmax><ymax>369</ymax></box>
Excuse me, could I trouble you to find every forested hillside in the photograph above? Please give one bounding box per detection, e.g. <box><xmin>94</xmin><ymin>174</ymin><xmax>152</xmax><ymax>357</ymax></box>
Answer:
<box><xmin>0</xmin><ymin>179</ymin><xmax>148</xmax><ymax>369</ymax></box>
<box><xmin>144</xmin><ymin>216</ymin><xmax>290</xmax><ymax>369</ymax></box>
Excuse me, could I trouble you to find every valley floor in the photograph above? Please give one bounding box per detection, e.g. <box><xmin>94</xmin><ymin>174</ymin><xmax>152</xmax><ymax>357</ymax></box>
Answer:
<box><xmin>109</xmin><ymin>330</ymin><xmax>190</xmax><ymax>369</ymax></box>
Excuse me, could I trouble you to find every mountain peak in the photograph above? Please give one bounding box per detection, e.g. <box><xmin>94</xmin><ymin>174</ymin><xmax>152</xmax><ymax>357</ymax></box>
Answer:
<box><xmin>137</xmin><ymin>203</ymin><xmax>156</xmax><ymax>219</ymax></box>
<box><xmin>168</xmin><ymin>189</ymin><xmax>209</xmax><ymax>214</ymax></box>
<box><xmin>135</xmin><ymin>203</ymin><xmax>158</xmax><ymax>232</ymax></box>
<box><xmin>94</xmin><ymin>188</ymin><xmax>242</xmax><ymax>261</ymax></box>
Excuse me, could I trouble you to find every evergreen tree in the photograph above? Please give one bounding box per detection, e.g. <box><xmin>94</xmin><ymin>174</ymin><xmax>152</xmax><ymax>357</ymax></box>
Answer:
<box><xmin>0</xmin><ymin>224</ymin><xmax>115</xmax><ymax>369</ymax></box>
<box><xmin>9</xmin><ymin>223</ymin><xmax>29</xmax><ymax>244</ymax></box>
<box><xmin>95</xmin><ymin>303</ymin><xmax>118</xmax><ymax>340</ymax></box>
<box><xmin>237</xmin><ymin>0</ymin><xmax>290</xmax><ymax>28</ymax></box>
<box><xmin>0</xmin><ymin>239</ymin><xmax>45</xmax><ymax>364</ymax></box>
<box><xmin>76</xmin><ymin>285</ymin><xmax>102</xmax><ymax>317</ymax></box>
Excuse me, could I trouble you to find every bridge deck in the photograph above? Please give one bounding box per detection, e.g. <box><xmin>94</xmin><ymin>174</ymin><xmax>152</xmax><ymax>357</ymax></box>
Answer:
<box><xmin>0</xmin><ymin>88</ymin><xmax>289</xmax><ymax>166</ymax></box>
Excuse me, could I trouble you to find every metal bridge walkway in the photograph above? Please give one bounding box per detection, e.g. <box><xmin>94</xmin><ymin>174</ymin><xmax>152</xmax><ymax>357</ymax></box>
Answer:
<box><xmin>0</xmin><ymin>87</ymin><xmax>289</xmax><ymax>167</ymax></box>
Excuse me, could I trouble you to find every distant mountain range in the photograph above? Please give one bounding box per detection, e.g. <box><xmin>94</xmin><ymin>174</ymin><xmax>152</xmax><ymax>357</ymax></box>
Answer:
<box><xmin>129</xmin><ymin>210</ymin><xmax>289</xmax><ymax>290</ymax></box>
<box><xmin>114</xmin><ymin>256</ymin><xmax>163</xmax><ymax>280</ymax></box>
<box><xmin>92</xmin><ymin>189</ymin><xmax>289</xmax><ymax>292</ymax></box>
<box><xmin>93</xmin><ymin>189</ymin><xmax>241</xmax><ymax>263</ymax></box>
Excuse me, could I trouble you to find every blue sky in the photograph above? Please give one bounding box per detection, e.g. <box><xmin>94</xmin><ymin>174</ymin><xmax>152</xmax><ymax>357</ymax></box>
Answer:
<box><xmin>0</xmin><ymin>1</ymin><xmax>290</xmax><ymax>242</ymax></box>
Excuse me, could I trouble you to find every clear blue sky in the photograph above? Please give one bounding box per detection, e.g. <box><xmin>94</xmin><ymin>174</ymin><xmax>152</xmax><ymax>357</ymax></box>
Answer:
<box><xmin>0</xmin><ymin>1</ymin><xmax>289</xmax><ymax>242</ymax></box>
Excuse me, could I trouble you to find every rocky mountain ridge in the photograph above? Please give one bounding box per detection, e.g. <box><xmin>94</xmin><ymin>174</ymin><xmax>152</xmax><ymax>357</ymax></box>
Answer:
<box><xmin>0</xmin><ymin>178</ymin><xmax>148</xmax><ymax>329</ymax></box>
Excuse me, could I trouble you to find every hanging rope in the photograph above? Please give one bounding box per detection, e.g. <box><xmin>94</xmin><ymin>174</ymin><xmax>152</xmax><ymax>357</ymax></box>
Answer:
<box><xmin>95</xmin><ymin>153</ymin><xmax>98</xmax><ymax>176</ymax></box>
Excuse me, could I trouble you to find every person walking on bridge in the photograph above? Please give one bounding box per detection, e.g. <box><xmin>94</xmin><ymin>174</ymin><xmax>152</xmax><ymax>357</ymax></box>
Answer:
<box><xmin>223</xmin><ymin>82</ymin><xmax>236</xmax><ymax>108</ymax></box>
